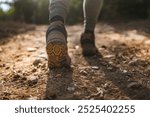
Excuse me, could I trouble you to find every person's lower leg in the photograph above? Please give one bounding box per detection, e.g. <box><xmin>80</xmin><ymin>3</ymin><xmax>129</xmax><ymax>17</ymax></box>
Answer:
<box><xmin>81</xmin><ymin>0</ymin><xmax>103</xmax><ymax>56</ymax></box>
<box><xmin>83</xmin><ymin>0</ymin><xmax>103</xmax><ymax>33</ymax></box>
<box><xmin>49</xmin><ymin>0</ymin><xmax>69</xmax><ymax>23</ymax></box>
<box><xmin>46</xmin><ymin>0</ymin><xmax>70</xmax><ymax>69</ymax></box>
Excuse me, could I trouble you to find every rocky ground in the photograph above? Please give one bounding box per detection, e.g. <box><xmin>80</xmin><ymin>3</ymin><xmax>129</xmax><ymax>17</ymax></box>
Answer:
<box><xmin>0</xmin><ymin>20</ymin><xmax>150</xmax><ymax>100</ymax></box>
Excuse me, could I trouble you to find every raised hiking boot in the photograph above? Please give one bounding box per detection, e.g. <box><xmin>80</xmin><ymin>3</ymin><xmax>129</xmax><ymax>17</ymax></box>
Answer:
<box><xmin>80</xmin><ymin>32</ymin><xmax>98</xmax><ymax>56</ymax></box>
<box><xmin>46</xmin><ymin>21</ymin><xmax>71</xmax><ymax>69</ymax></box>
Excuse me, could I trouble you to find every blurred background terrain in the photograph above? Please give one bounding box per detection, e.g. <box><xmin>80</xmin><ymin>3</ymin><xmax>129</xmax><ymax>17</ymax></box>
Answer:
<box><xmin>0</xmin><ymin>0</ymin><xmax>150</xmax><ymax>24</ymax></box>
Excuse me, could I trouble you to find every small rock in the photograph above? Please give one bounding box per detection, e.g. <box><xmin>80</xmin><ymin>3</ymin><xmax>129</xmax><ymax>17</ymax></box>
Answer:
<box><xmin>33</xmin><ymin>58</ymin><xmax>42</xmax><ymax>66</ymax></box>
<box><xmin>104</xmin><ymin>55</ymin><xmax>115</xmax><ymax>58</ymax></box>
<box><xmin>67</xmin><ymin>86</ymin><xmax>75</xmax><ymax>92</ymax></box>
<box><xmin>27</xmin><ymin>76</ymin><xmax>38</xmax><ymax>86</ymax></box>
<box><xmin>27</xmin><ymin>47</ymin><xmax>37</xmax><ymax>52</ymax></box>
<box><xmin>71</xmin><ymin>65</ymin><xmax>74</xmax><ymax>68</ymax></box>
<box><xmin>75</xmin><ymin>45</ymin><xmax>79</xmax><ymax>49</ymax></box>
<box><xmin>144</xmin><ymin>40</ymin><xmax>150</xmax><ymax>45</ymax></box>
<box><xmin>91</xmin><ymin>66</ymin><xmax>99</xmax><ymax>70</ymax></box>
<box><xmin>127</xmin><ymin>82</ymin><xmax>141</xmax><ymax>88</ymax></box>
<box><xmin>122</xmin><ymin>70</ymin><xmax>128</xmax><ymax>73</ymax></box>
<box><xmin>28</xmin><ymin>97</ymin><xmax>38</xmax><ymax>100</ymax></box>
<box><xmin>109</xmin><ymin>61</ymin><xmax>114</xmax><ymax>64</ymax></box>
<box><xmin>88</xmin><ymin>88</ymin><xmax>104</xmax><ymax>99</ymax></box>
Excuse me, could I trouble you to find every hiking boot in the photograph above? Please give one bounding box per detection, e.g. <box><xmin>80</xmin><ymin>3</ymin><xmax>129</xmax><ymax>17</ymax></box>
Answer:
<box><xmin>46</xmin><ymin>21</ymin><xmax>71</xmax><ymax>69</ymax></box>
<box><xmin>80</xmin><ymin>32</ymin><xmax>98</xmax><ymax>56</ymax></box>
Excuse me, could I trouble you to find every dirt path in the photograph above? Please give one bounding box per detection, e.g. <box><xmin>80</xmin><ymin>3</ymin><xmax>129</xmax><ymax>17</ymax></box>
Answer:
<box><xmin>0</xmin><ymin>20</ymin><xmax>150</xmax><ymax>100</ymax></box>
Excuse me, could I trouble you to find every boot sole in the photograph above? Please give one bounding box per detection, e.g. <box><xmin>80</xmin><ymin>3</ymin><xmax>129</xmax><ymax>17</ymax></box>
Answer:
<box><xmin>46</xmin><ymin>41</ymin><xmax>70</xmax><ymax>69</ymax></box>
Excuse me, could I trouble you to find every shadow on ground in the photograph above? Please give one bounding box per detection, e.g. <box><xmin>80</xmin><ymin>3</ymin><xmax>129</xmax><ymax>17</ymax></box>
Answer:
<box><xmin>44</xmin><ymin>68</ymin><xmax>78</xmax><ymax>100</ymax></box>
<box><xmin>84</xmin><ymin>49</ymin><xmax>150</xmax><ymax>100</ymax></box>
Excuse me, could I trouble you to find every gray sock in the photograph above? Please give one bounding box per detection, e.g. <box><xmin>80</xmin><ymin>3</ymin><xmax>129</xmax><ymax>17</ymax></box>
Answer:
<box><xmin>49</xmin><ymin>0</ymin><xmax>103</xmax><ymax>32</ymax></box>
<box><xmin>83</xmin><ymin>0</ymin><xmax>103</xmax><ymax>32</ymax></box>
<box><xmin>49</xmin><ymin>0</ymin><xmax>69</xmax><ymax>22</ymax></box>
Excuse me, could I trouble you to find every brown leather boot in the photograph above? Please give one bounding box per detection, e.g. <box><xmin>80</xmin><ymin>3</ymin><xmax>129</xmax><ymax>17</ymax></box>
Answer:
<box><xmin>80</xmin><ymin>32</ymin><xmax>98</xmax><ymax>56</ymax></box>
<box><xmin>46</xmin><ymin>21</ymin><xmax>71</xmax><ymax>69</ymax></box>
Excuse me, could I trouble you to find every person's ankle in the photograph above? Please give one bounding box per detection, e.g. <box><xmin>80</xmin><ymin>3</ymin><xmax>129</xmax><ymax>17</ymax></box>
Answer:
<box><xmin>84</xmin><ymin>30</ymin><xmax>94</xmax><ymax>34</ymax></box>
<box><xmin>49</xmin><ymin>16</ymin><xmax>65</xmax><ymax>30</ymax></box>
<box><xmin>50</xmin><ymin>16</ymin><xmax>64</xmax><ymax>24</ymax></box>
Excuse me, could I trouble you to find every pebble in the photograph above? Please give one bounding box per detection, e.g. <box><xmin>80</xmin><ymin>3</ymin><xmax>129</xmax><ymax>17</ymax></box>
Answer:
<box><xmin>28</xmin><ymin>97</ymin><xmax>38</xmax><ymax>100</ymax></box>
<box><xmin>144</xmin><ymin>40</ymin><xmax>150</xmax><ymax>45</ymax></box>
<box><xmin>27</xmin><ymin>76</ymin><xmax>38</xmax><ymax>86</ymax></box>
<box><xmin>75</xmin><ymin>45</ymin><xmax>79</xmax><ymax>49</ymax></box>
<box><xmin>27</xmin><ymin>47</ymin><xmax>37</xmax><ymax>52</ymax></box>
<box><xmin>109</xmin><ymin>61</ymin><xmax>114</xmax><ymax>64</ymax></box>
<box><xmin>33</xmin><ymin>58</ymin><xmax>42</xmax><ymax>66</ymax></box>
<box><xmin>91</xmin><ymin>66</ymin><xmax>99</xmax><ymax>70</ymax></box>
<box><xmin>122</xmin><ymin>70</ymin><xmax>128</xmax><ymax>73</ymax></box>
<box><xmin>104</xmin><ymin>55</ymin><xmax>115</xmax><ymax>58</ymax></box>
<box><xmin>67</xmin><ymin>86</ymin><xmax>75</xmax><ymax>92</ymax></box>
